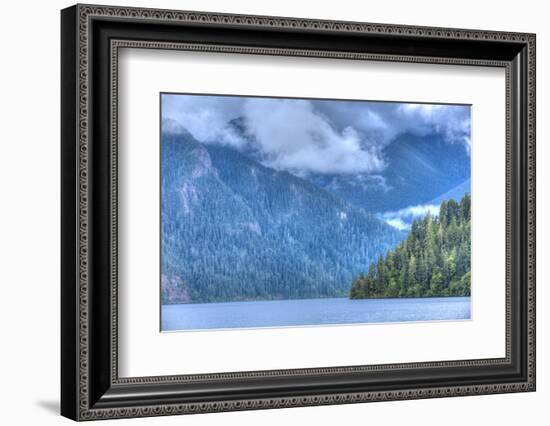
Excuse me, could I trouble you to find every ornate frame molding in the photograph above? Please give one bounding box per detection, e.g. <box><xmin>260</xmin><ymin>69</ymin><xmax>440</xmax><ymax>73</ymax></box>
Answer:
<box><xmin>61</xmin><ymin>4</ymin><xmax>536</xmax><ymax>421</ymax></box>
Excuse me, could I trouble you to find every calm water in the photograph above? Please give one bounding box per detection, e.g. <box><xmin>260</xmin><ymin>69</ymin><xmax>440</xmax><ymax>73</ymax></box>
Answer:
<box><xmin>161</xmin><ymin>296</ymin><xmax>471</xmax><ymax>331</ymax></box>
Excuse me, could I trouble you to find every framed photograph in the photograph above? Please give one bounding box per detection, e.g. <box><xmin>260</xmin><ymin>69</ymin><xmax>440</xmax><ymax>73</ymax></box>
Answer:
<box><xmin>61</xmin><ymin>4</ymin><xmax>536</xmax><ymax>421</ymax></box>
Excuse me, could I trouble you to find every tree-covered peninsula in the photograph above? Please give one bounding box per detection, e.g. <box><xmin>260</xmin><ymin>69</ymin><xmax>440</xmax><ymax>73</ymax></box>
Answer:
<box><xmin>350</xmin><ymin>194</ymin><xmax>471</xmax><ymax>299</ymax></box>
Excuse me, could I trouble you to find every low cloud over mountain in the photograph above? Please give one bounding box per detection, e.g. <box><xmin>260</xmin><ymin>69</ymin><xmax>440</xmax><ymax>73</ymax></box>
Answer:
<box><xmin>162</xmin><ymin>95</ymin><xmax>470</xmax><ymax>178</ymax></box>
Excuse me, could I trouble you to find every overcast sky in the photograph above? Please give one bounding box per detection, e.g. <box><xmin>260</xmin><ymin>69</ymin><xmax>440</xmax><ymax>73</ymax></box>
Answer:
<box><xmin>162</xmin><ymin>93</ymin><xmax>471</xmax><ymax>177</ymax></box>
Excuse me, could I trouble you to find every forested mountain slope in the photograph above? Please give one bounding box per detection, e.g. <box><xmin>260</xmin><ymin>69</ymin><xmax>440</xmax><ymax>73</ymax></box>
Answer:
<box><xmin>161</xmin><ymin>128</ymin><xmax>404</xmax><ymax>303</ymax></box>
<box><xmin>350</xmin><ymin>194</ymin><xmax>471</xmax><ymax>299</ymax></box>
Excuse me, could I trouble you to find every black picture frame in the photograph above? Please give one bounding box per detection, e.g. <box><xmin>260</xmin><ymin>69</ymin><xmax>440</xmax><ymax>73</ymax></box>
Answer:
<box><xmin>61</xmin><ymin>4</ymin><xmax>536</xmax><ymax>421</ymax></box>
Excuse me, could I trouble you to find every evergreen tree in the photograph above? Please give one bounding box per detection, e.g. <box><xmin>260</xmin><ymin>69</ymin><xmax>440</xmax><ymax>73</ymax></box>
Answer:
<box><xmin>349</xmin><ymin>193</ymin><xmax>471</xmax><ymax>299</ymax></box>
<box><xmin>162</xmin><ymin>131</ymin><xmax>404</xmax><ymax>303</ymax></box>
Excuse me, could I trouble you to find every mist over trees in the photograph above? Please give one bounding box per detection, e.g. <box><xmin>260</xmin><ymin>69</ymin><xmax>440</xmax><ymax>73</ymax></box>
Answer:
<box><xmin>350</xmin><ymin>194</ymin><xmax>471</xmax><ymax>299</ymax></box>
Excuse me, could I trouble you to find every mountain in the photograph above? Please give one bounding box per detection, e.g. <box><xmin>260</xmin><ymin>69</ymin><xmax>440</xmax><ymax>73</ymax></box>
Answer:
<box><xmin>224</xmin><ymin>117</ymin><xmax>470</xmax><ymax>214</ymax></box>
<box><xmin>428</xmin><ymin>179</ymin><xmax>471</xmax><ymax>206</ymax></box>
<box><xmin>350</xmin><ymin>193</ymin><xmax>471</xmax><ymax>299</ymax></box>
<box><xmin>310</xmin><ymin>133</ymin><xmax>470</xmax><ymax>213</ymax></box>
<box><xmin>161</xmin><ymin>128</ymin><xmax>404</xmax><ymax>304</ymax></box>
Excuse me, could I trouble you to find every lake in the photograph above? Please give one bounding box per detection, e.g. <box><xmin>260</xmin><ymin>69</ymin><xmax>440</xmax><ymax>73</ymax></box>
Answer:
<box><xmin>161</xmin><ymin>296</ymin><xmax>471</xmax><ymax>331</ymax></box>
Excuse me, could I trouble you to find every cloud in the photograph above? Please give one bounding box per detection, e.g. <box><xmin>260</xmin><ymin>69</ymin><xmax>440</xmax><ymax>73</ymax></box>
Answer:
<box><xmin>162</xmin><ymin>94</ymin><xmax>471</xmax><ymax>176</ymax></box>
<box><xmin>161</xmin><ymin>95</ymin><xmax>246</xmax><ymax>148</ymax></box>
<box><xmin>382</xmin><ymin>203</ymin><xmax>440</xmax><ymax>230</ymax></box>
<box><xmin>384</xmin><ymin>218</ymin><xmax>409</xmax><ymax>231</ymax></box>
<box><xmin>241</xmin><ymin>99</ymin><xmax>385</xmax><ymax>175</ymax></box>
<box><xmin>317</xmin><ymin>101</ymin><xmax>471</xmax><ymax>150</ymax></box>
<box><xmin>397</xmin><ymin>104</ymin><xmax>471</xmax><ymax>152</ymax></box>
